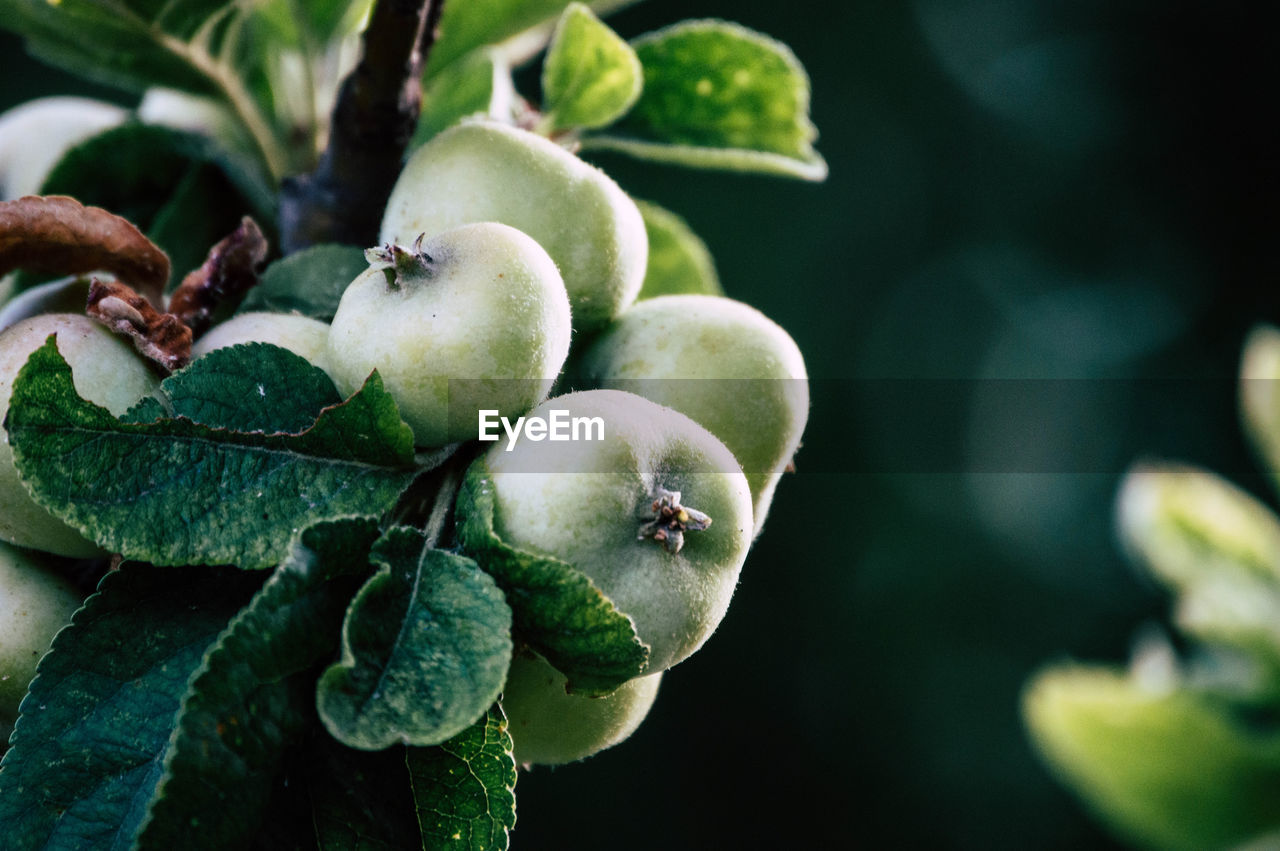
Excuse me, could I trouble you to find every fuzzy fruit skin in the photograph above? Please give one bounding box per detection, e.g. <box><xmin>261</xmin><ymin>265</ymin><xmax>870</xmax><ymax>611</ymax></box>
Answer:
<box><xmin>380</xmin><ymin>120</ymin><xmax>647</xmax><ymax>333</ymax></box>
<box><xmin>477</xmin><ymin>389</ymin><xmax>752</xmax><ymax>673</ymax></box>
<box><xmin>0</xmin><ymin>314</ymin><xmax>160</xmax><ymax>556</ymax></box>
<box><xmin>193</xmin><ymin>312</ymin><xmax>331</xmax><ymax>371</ymax></box>
<box><xmin>0</xmin><ymin>97</ymin><xmax>127</xmax><ymax>200</ymax></box>
<box><xmin>502</xmin><ymin>651</ymin><xmax>661</xmax><ymax>765</ymax></box>
<box><xmin>578</xmin><ymin>295</ymin><xmax>808</xmax><ymax>535</ymax></box>
<box><xmin>326</xmin><ymin>222</ymin><xmax>572</xmax><ymax>447</ymax></box>
<box><xmin>0</xmin><ymin>541</ymin><xmax>82</xmax><ymax>736</ymax></box>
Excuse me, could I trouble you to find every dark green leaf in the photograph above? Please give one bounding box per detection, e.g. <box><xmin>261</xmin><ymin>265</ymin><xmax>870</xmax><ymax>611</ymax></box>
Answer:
<box><xmin>125</xmin><ymin>343</ymin><xmax>343</xmax><ymax>433</ymax></box>
<box><xmin>455</xmin><ymin>462</ymin><xmax>649</xmax><ymax>696</ymax></box>
<box><xmin>238</xmin><ymin>244</ymin><xmax>369</xmax><ymax>321</ymax></box>
<box><xmin>407</xmin><ymin>704</ymin><xmax>516</xmax><ymax>851</ymax></box>
<box><xmin>36</xmin><ymin>123</ymin><xmax>275</xmax><ymax>291</ymax></box>
<box><xmin>426</xmin><ymin>0</ymin><xmax>637</xmax><ymax>77</ymax></box>
<box><xmin>307</xmin><ymin>736</ymin><xmax>424</xmax><ymax>850</ymax></box>
<box><xmin>413</xmin><ymin>50</ymin><xmax>515</xmax><ymax>149</ymax></box>
<box><xmin>541</xmin><ymin>3</ymin><xmax>642</xmax><ymax>132</ymax></box>
<box><xmin>135</xmin><ymin>519</ymin><xmax>381</xmax><ymax>851</ymax></box>
<box><xmin>6</xmin><ymin>338</ymin><xmax>418</xmax><ymax>568</ymax></box>
<box><xmin>635</xmin><ymin>199</ymin><xmax>723</xmax><ymax>300</ymax></box>
<box><xmin>0</xmin><ymin>563</ymin><xmax>262</xmax><ymax>851</ymax></box>
<box><xmin>584</xmin><ymin>20</ymin><xmax>827</xmax><ymax>180</ymax></box>
<box><xmin>0</xmin><ymin>0</ymin><xmax>236</xmax><ymax>95</ymax></box>
<box><xmin>317</xmin><ymin>527</ymin><xmax>512</xmax><ymax>750</ymax></box>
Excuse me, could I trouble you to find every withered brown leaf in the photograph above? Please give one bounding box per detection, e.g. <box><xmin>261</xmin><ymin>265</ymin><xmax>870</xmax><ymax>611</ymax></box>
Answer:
<box><xmin>0</xmin><ymin>196</ymin><xmax>170</xmax><ymax>303</ymax></box>
<box><xmin>168</xmin><ymin>217</ymin><xmax>269</xmax><ymax>338</ymax></box>
<box><xmin>87</xmin><ymin>278</ymin><xmax>192</xmax><ymax>373</ymax></box>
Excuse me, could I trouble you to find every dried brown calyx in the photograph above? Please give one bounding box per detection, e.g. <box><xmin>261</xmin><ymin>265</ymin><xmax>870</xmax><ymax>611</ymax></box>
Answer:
<box><xmin>86</xmin><ymin>279</ymin><xmax>192</xmax><ymax>372</ymax></box>
<box><xmin>638</xmin><ymin>487</ymin><xmax>712</xmax><ymax>554</ymax></box>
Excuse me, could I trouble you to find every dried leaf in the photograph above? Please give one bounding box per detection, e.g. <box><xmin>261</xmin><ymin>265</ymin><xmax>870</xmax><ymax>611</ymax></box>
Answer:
<box><xmin>87</xmin><ymin>278</ymin><xmax>191</xmax><ymax>372</ymax></box>
<box><xmin>168</xmin><ymin>217</ymin><xmax>269</xmax><ymax>337</ymax></box>
<box><xmin>0</xmin><ymin>196</ymin><xmax>170</xmax><ymax>302</ymax></box>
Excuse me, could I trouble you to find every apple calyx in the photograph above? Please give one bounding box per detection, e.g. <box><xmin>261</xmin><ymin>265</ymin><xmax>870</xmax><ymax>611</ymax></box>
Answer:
<box><xmin>365</xmin><ymin>234</ymin><xmax>435</xmax><ymax>291</ymax></box>
<box><xmin>638</xmin><ymin>487</ymin><xmax>712</xmax><ymax>554</ymax></box>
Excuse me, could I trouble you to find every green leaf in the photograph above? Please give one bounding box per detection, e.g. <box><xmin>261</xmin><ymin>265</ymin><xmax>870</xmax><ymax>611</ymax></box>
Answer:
<box><xmin>6</xmin><ymin>338</ymin><xmax>418</xmax><ymax>568</ymax></box>
<box><xmin>583</xmin><ymin>20</ymin><xmax>827</xmax><ymax>180</ymax></box>
<box><xmin>254</xmin><ymin>0</ymin><xmax>372</xmax><ymax>48</ymax></box>
<box><xmin>0</xmin><ymin>563</ymin><xmax>262</xmax><ymax>851</ymax></box>
<box><xmin>135</xmin><ymin>519</ymin><xmax>380</xmax><ymax>851</ymax></box>
<box><xmin>36</xmin><ymin>123</ymin><xmax>275</xmax><ymax>291</ymax></box>
<box><xmin>0</xmin><ymin>1</ymin><xmax>292</xmax><ymax>177</ymax></box>
<box><xmin>1</xmin><ymin>0</ymin><xmax>240</xmax><ymax>95</ymax></box>
<box><xmin>1117</xmin><ymin>464</ymin><xmax>1280</xmax><ymax>667</ymax></box>
<box><xmin>1024</xmin><ymin>665</ymin><xmax>1280</xmax><ymax>851</ymax></box>
<box><xmin>455</xmin><ymin>462</ymin><xmax>649</xmax><ymax>696</ymax></box>
<box><xmin>541</xmin><ymin>4</ymin><xmax>642</xmax><ymax>133</ymax></box>
<box><xmin>1242</xmin><ymin>325</ymin><xmax>1280</xmax><ymax>489</ymax></box>
<box><xmin>307</xmin><ymin>736</ymin><xmax>424</xmax><ymax>850</ymax></box>
<box><xmin>125</xmin><ymin>343</ymin><xmax>343</xmax><ymax>434</ymax></box>
<box><xmin>426</xmin><ymin>0</ymin><xmax>637</xmax><ymax>77</ymax></box>
<box><xmin>635</xmin><ymin>199</ymin><xmax>723</xmax><ymax>300</ymax></box>
<box><xmin>238</xmin><ymin>244</ymin><xmax>369</xmax><ymax>321</ymax></box>
<box><xmin>407</xmin><ymin>704</ymin><xmax>517</xmax><ymax>851</ymax></box>
<box><xmin>317</xmin><ymin>527</ymin><xmax>513</xmax><ymax>750</ymax></box>
<box><xmin>413</xmin><ymin>50</ymin><xmax>516</xmax><ymax>149</ymax></box>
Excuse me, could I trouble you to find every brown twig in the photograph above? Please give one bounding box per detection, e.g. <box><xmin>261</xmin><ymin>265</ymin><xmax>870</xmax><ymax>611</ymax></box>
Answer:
<box><xmin>278</xmin><ymin>0</ymin><xmax>445</xmax><ymax>253</ymax></box>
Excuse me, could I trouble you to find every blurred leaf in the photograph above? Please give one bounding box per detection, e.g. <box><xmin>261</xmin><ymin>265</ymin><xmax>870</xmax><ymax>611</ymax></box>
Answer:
<box><xmin>1241</xmin><ymin>326</ymin><xmax>1280</xmax><ymax>490</ymax></box>
<box><xmin>1117</xmin><ymin>464</ymin><xmax>1280</xmax><ymax>669</ymax></box>
<box><xmin>634</xmin><ymin>199</ymin><xmax>722</xmax><ymax>300</ymax></box>
<box><xmin>414</xmin><ymin>50</ymin><xmax>516</xmax><ymax>149</ymax></box>
<box><xmin>0</xmin><ymin>564</ymin><xmax>261</xmax><ymax>851</ymax></box>
<box><xmin>407</xmin><ymin>705</ymin><xmax>517</xmax><ymax>851</ymax></box>
<box><xmin>38</xmin><ymin>123</ymin><xmax>274</xmax><ymax>291</ymax></box>
<box><xmin>136</xmin><ymin>519</ymin><xmax>379</xmax><ymax>851</ymax></box>
<box><xmin>317</xmin><ymin>527</ymin><xmax>513</xmax><ymax>750</ymax></box>
<box><xmin>239</xmin><ymin>244</ymin><xmax>369</xmax><ymax>321</ymax></box>
<box><xmin>1025</xmin><ymin>665</ymin><xmax>1280</xmax><ymax>851</ymax></box>
<box><xmin>541</xmin><ymin>3</ymin><xmax>641</xmax><ymax>133</ymax></box>
<box><xmin>455</xmin><ymin>462</ymin><xmax>649</xmax><ymax>696</ymax></box>
<box><xmin>426</xmin><ymin>0</ymin><xmax>638</xmax><ymax>77</ymax></box>
<box><xmin>6</xmin><ymin>338</ymin><xmax>417</xmax><ymax>568</ymax></box>
<box><xmin>584</xmin><ymin>20</ymin><xmax>826</xmax><ymax>180</ymax></box>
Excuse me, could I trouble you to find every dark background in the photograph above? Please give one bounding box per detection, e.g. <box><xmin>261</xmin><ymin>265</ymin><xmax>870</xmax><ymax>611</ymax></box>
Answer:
<box><xmin>4</xmin><ymin>1</ymin><xmax>1278</xmax><ymax>847</ymax></box>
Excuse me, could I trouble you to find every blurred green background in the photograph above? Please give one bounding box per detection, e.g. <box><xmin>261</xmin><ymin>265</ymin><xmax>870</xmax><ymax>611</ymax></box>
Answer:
<box><xmin>3</xmin><ymin>0</ymin><xmax>1276</xmax><ymax>847</ymax></box>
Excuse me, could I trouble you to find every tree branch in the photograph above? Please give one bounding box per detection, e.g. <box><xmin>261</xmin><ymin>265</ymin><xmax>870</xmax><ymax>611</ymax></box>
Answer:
<box><xmin>278</xmin><ymin>0</ymin><xmax>445</xmax><ymax>253</ymax></box>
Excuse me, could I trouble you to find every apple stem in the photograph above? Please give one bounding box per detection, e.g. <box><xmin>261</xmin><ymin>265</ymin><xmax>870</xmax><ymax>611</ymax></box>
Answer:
<box><xmin>278</xmin><ymin>0</ymin><xmax>445</xmax><ymax>254</ymax></box>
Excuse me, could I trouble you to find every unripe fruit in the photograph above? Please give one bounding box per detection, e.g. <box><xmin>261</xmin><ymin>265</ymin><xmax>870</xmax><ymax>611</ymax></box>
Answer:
<box><xmin>0</xmin><ymin>97</ymin><xmax>127</xmax><ymax>200</ymax></box>
<box><xmin>0</xmin><ymin>541</ymin><xmax>82</xmax><ymax>735</ymax></box>
<box><xmin>380</xmin><ymin>120</ymin><xmax>647</xmax><ymax>332</ymax></box>
<box><xmin>326</xmin><ymin>223</ymin><xmax>572</xmax><ymax>447</ymax></box>
<box><xmin>0</xmin><ymin>314</ymin><xmax>160</xmax><ymax>556</ymax></box>
<box><xmin>192</xmin><ymin>312</ymin><xmax>331</xmax><ymax>370</ymax></box>
<box><xmin>472</xmin><ymin>389</ymin><xmax>752</xmax><ymax>672</ymax></box>
<box><xmin>577</xmin><ymin>294</ymin><xmax>808</xmax><ymax>534</ymax></box>
<box><xmin>502</xmin><ymin>651</ymin><xmax>661</xmax><ymax>766</ymax></box>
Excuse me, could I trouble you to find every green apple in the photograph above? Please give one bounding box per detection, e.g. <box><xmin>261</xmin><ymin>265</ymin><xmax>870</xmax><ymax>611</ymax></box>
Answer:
<box><xmin>577</xmin><ymin>294</ymin><xmax>808</xmax><ymax>534</ymax></box>
<box><xmin>0</xmin><ymin>97</ymin><xmax>127</xmax><ymax>200</ymax></box>
<box><xmin>501</xmin><ymin>650</ymin><xmax>661</xmax><ymax>766</ymax></box>
<box><xmin>326</xmin><ymin>222</ymin><xmax>572</xmax><ymax>447</ymax></box>
<box><xmin>192</xmin><ymin>311</ymin><xmax>331</xmax><ymax>370</ymax></box>
<box><xmin>1</xmin><ymin>314</ymin><xmax>160</xmax><ymax>556</ymax></box>
<box><xmin>380</xmin><ymin>119</ymin><xmax>646</xmax><ymax>332</ymax></box>
<box><xmin>464</xmin><ymin>388</ymin><xmax>753</xmax><ymax>673</ymax></box>
<box><xmin>0</xmin><ymin>541</ymin><xmax>82</xmax><ymax>738</ymax></box>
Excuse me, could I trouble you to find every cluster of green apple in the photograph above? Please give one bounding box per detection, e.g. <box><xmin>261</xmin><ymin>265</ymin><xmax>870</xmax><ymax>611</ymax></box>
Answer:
<box><xmin>0</xmin><ymin>113</ymin><xmax>808</xmax><ymax>765</ymax></box>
